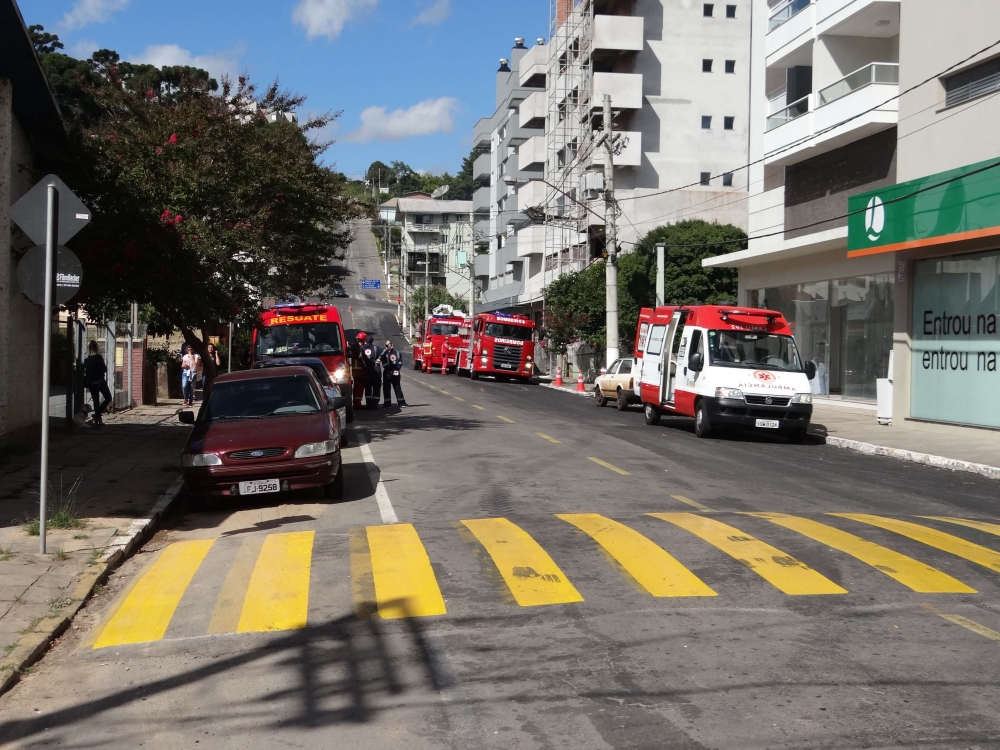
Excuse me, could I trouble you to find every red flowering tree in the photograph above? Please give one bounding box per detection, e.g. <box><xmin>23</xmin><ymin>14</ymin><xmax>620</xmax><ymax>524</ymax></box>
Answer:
<box><xmin>63</xmin><ymin>55</ymin><xmax>363</xmax><ymax>381</ymax></box>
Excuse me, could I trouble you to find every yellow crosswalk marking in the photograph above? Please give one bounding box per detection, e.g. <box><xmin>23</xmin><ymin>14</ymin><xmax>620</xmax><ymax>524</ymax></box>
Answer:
<box><xmin>749</xmin><ymin>513</ymin><xmax>975</xmax><ymax>594</ymax></box>
<box><xmin>649</xmin><ymin>513</ymin><xmax>847</xmax><ymax>595</ymax></box>
<box><xmin>535</xmin><ymin>432</ymin><xmax>561</xmax><ymax>443</ymax></box>
<box><xmin>461</xmin><ymin>518</ymin><xmax>583</xmax><ymax>606</ymax></box>
<box><xmin>919</xmin><ymin>517</ymin><xmax>1000</xmax><ymax>538</ymax></box>
<box><xmin>498</xmin><ymin>415</ymin><xmax>516</xmax><ymax>423</ymax></box>
<box><xmin>923</xmin><ymin>604</ymin><xmax>1000</xmax><ymax>643</ymax></box>
<box><xmin>367</xmin><ymin>524</ymin><xmax>447</xmax><ymax>619</ymax></box>
<box><xmin>588</xmin><ymin>457</ymin><xmax>631</xmax><ymax>475</ymax></box>
<box><xmin>208</xmin><ymin>536</ymin><xmax>266</xmax><ymax>634</ymax></box>
<box><xmin>557</xmin><ymin>514</ymin><xmax>716</xmax><ymax>597</ymax></box>
<box><xmin>237</xmin><ymin>531</ymin><xmax>315</xmax><ymax>632</ymax></box>
<box><xmin>833</xmin><ymin>514</ymin><xmax>1000</xmax><ymax>574</ymax></box>
<box><xmin>93</xmin><ymin>539</ymin><xmax>215</xmax><ymax>649</ymax></box>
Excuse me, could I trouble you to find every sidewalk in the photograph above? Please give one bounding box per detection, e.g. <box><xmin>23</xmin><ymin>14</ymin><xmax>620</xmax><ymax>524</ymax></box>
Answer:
<box><xmin>542</xmin><ymin>381</ymin><xmax>1000</xmax><ymax>479</ymax></box>
<box><xmin>0</xmin><ymin>402</ymin><xmax>189</xmax><ymax>695</ymax></box>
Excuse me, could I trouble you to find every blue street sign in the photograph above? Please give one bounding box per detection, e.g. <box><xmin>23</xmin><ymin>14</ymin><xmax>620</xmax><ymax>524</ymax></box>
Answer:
<box><xmin>361</xmin><ymin>279</ymin><xmax>381</xmax><ymax>290</ymax></box>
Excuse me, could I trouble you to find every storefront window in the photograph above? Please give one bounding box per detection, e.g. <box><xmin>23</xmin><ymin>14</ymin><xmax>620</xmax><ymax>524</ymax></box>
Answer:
<box><xmin>911</xmin><ymin>250</ymin><xmax>1000</xmax><ymax>428</ymax></box>
<box><xmin>749</xmin><ymin>273</ymin><xmax>894</xmax><ymax>401</ymax></box>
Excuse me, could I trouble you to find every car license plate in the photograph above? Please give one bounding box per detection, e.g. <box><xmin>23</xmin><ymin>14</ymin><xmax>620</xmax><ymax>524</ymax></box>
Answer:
<box><xmin>755</xmin><ymin>419</ymin><xmax>780</xmax><ymax>429</ymax></box>
<box><xmin>239</xmin><ymin>479</ymin><xmax>280</xmax><ymax>495</ymax></box>
<box><xmin>499</xmin><ymin>363</ymin><xmax>513</xmax><ymax>369</ymax></box>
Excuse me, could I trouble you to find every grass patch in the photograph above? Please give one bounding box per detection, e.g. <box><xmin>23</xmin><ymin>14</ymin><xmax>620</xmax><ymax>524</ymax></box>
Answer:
<box><xmin>3</xmin><ymin>643</ymin><xmax>17</xmax><ymax>654</ymax></box>
<box><xmin>54</xmin><ymin>548</ymin><xmax>68</xmax><ymax>561</ymax></box>
<box><xmin>21</xmin><ymin>476</ymin><xmax>90</xmax><ymax>536</ymax></box>
<box><xmin>72</xmin><ymin>534</ymin><xmax>89</xmax><ymax>540</ymax></box>
<box><xmin>19</xmin><ymin>616</ymin><xmax>44</xmax><ymax>635</ymax></box>
<box><xmin>48</xmin><ymin>598</ymin><xmax>74</xmax><ymax>610</ymax></box>
<box><xmin>0</xmin><ymin>547</ymin><xmax>14</xmax><ymax>562</ymax></box>
<box><xmin>87</xmin><ymin>549</ymin><xmax>102</xmax><ymax>566</ymax></box>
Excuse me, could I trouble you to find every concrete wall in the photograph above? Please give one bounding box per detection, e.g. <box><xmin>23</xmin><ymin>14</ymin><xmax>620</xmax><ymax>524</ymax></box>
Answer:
<box><xmin>897</xmin><ymin>0</ymin><xmax>1000</xmax><ymax>181</ymax></box>
<box><xmin>0</xmin><ymin>78</ymin><xmax>44</xmax><ymax>441</ymax></box>
<box><xmin>813</xmin><ymin>34</ymin><xmax>898</xmax><ymax>91</ymax></box>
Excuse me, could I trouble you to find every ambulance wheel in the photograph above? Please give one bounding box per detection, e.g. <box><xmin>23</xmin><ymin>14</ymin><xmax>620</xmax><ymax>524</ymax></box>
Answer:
<box><xmin>470</xmin><ymin>369</ymin><xmax>479</xmax><ymax>381</ymax></box>
<box><xmin>594</xmin><ymin>387</ymin><xmax>608</xmax><ymax>407</ymax></box>
<box><xmin>694</xmin><ymin>401</ymin><xmax>714</xmax><ymax>439</ymax></box>
<box><xmin>643</xmin><ymin>403</ymin><xmax>661</xmax><ymax>425</ymax></box>
<box><xmin>346</xmin><ymin>402</ymin><xmax>355</xmax><ymax>424</ymax></box>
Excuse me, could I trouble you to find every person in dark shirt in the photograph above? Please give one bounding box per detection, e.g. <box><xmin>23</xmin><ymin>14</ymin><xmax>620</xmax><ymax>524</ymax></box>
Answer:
<box><xmin>380</xmin><ymin>341</ymin><xmax>407</xmax><ymax>408</ymax></box>
<box><xmin>83</xmin><ymin>340</ymin><xmax>112</xmax><ymax>427</ymax></box>
<box><xmin>359</xmin><ymin>337</ymin><xmax>383</xmax><ymax>410</ymax></box>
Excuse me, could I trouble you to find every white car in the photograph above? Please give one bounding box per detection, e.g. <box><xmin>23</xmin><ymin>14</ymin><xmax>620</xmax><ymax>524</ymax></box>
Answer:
<box><xmin>594</xmin><ymin>358</ymin><xmax>637</xmax><ymax>410</ymax></box>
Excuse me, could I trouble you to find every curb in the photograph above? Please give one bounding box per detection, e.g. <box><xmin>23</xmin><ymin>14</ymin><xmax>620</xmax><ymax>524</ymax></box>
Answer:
<box><xmin>540</xmin><ymin>380</ymin><xmax>1000</xmax><ymax>481</ymax></box>
<box><xmin>540</xmin><ymin>381</ymin><xmax>593</xmax><ymax>398</ymax></box>
<box><xmin>0</xmin><ymin>478</ymin><xmax>184</xmax><ymax>698</ymax></box>
<box><xmin>822</xmin><ymin>436</ymin><xmax>1000</xmax><ymax>481</ymax></box>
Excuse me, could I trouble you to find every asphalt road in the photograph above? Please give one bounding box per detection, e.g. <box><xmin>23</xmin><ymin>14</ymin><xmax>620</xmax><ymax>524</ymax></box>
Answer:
<box><xmin>2</xmin><ymin>258</ymin><xmax>1000</xmax><ymax>748</ymax></box>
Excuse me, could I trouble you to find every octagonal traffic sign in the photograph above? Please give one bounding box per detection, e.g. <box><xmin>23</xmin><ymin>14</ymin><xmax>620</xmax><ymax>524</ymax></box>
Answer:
<box><xmin>10</xmin><ymin>175</ymin><xmax>91</xmax><ymax>245</ymax></box>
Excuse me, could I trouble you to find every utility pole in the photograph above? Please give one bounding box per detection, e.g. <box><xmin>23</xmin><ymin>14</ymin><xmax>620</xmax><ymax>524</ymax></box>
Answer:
<box><xmin>602</xmin><ymin>93</ymin><xmax>619</xmax><ymax>365</ymax></box>
<box><xmin>655</xmin><ymin>243</ymin><xmax>666</xmax><ymax>307</ymax></box>
<box><xmin>424</xmin><ymin>244</ymin><xmax>430</xmax><ymax>326</ymax></box>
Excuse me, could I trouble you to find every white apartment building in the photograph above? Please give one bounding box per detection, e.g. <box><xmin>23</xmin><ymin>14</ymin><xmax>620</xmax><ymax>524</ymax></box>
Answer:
<box><xmin>396</xmin><ymin>198</ymin><xmax>474</xmax><ymax>311</ymax></box>
<box><xmin>472</xmin><ymin>0</ymin><xmax>752</xmax><ymax>321</ymax></box>
<box><xmin>705</xmin><ymin>0</ymin><xmax>1000</xmax><ymax>432</ymax></box>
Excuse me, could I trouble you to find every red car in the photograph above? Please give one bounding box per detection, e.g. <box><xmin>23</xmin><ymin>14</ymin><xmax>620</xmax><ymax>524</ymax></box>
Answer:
<box><xmin>179</xmin><ymin>367</ymin><xmax>346</xmax><ymax>507</ymax></box>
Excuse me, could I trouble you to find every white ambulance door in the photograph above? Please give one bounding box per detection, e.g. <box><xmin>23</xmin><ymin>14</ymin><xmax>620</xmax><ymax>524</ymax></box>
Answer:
<box><xmin>633</xmin><ymin>321</ymin><xmax>650</xmax><ymax>397</ymax></box>
<box><xmin>641</xmin><ymin>322</ymin><xmax>668</xmax><ymax>399</ymax></box>
<box><xmin>660</xmin><ymin>311</ymin><xmax>685</xmax><ymax>404</ymax></box>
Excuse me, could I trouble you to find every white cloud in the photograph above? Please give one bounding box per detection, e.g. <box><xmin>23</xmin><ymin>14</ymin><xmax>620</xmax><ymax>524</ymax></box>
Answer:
<box><xmin>61</xmin><ymin>0</ymin><xmax>130</xmax><ymax>29</ymax></box>
<box><xmin>342</xmin><ymin>97</ymin><xmax>460</xmax><ymax>143</ymax></box>
<box><xmin>131</xmin><ymin>44</ymin><xmax>242</xmax><ymax>83</ymax></box>
<box><xmin>410</xmin><ymin>0</ymin><xmax>450</xmax><ymax>27</ymax></box>
<box><xmin>292</xmin><ymin>0</ymin><xmax>379</xmax><ymax>40</ymax></box>
<box><xmin>68</xmin><ymin>39</ymin><xmax>100</xmax><ymax>59</ymax></box>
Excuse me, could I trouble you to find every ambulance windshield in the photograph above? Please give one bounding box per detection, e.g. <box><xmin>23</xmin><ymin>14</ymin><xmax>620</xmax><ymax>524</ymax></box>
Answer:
<box><xmin>707</xmin><ymin>330</ymin><xmax>803</xmax><ymax>371</ymax></box>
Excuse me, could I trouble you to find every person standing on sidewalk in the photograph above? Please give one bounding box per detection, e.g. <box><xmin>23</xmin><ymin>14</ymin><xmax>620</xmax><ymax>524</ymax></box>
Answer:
<box><xmin>181</xmin><ymin>344</ymin><xmax>199</xmax><ymax>406</ymax></box>
<box><xmin>202</xmin><ymin>342</ymin><xmax>222</xmax><ymax>392</ymax></box>
<box><xmin>84</xmin><ymin>340</ymin><xmax>112</xmax><ymax>427</ymax></box>
<box><xmin>359</xmin><ymin>336</ymin><xmax>382</xmax><ymax>410</ymax></box>
<box><xmin>380</xmin><ymin>340</ymin><xmax>407</xmax><ymax>408</ymax></box>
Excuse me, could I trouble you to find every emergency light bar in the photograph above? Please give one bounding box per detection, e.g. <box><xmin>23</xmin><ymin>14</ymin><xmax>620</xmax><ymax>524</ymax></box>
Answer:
<box><xmin>718</xmin><ymin>309</ymin><xmax>779</xmax><ymax>324</ymax></box>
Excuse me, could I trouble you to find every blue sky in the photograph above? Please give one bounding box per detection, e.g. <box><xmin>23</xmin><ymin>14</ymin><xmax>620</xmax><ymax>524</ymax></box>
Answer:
<box><xmin>20</xmin><ymin>0</ymin><xmax>548</xmax><ymax>177</ymax></box>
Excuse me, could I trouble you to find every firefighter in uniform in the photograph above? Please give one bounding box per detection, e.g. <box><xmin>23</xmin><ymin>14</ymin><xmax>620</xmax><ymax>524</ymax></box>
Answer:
<box><xmin>358</xmin><ymin>334</ymin><xmax>383</xmax><ymax>410</ymax></box>
<box><xmin>380</xmin><ymin>341</ymin><xmax>407</xmax><ymax>408</ymax></box>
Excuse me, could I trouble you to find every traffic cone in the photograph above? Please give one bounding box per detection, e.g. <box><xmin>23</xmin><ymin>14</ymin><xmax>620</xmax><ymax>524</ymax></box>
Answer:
<box><xmin>554</xmin><ymin>366</ymin><xmax>563</xmax><ymax>387</ymax></box>
<box><xmin>576</xmin><ymin>370</ymin><xmax>585</xmax><ymax>392</ymax></box>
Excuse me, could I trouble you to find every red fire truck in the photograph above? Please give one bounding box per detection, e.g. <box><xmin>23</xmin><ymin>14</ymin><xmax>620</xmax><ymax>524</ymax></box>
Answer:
<box><xmin>456</xmin><ymin>312</ymin><xmax>536</xmax><ymax>382</ymax></box>
<box><xmin>414</xmin><ymin>307</ymin><xmax>468</xmax><ymax>374</ymax></box>
<box><xmin>252</xmin><ymin>303</ymin><xmax>354</xmax><ymax>422</ymax></box>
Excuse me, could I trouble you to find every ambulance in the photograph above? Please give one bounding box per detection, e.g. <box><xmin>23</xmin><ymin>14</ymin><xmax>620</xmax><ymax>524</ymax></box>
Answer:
<box><xmin>632</xmin><ymin>305</ymin><xmax>816</xmax><ymax>440</ymax></box>
<box><xmin>456</xmin><ymin>311</ymin><xmax>536</xmax><ymax>381</ymax></box>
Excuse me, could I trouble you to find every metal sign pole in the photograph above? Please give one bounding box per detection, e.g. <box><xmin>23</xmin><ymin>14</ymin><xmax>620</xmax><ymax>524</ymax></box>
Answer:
<box><xmin>39</xmin><ymin>183</ymin><xmax>58</xmax><ymax>555</ymax></box>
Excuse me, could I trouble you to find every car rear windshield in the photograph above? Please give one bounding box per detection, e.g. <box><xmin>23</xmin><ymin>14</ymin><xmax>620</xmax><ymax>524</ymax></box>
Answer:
<box><xmin>203</xmin><ymin>376</ymin><xmax>321</xmax><ymax>420</ymax></box>
<box><xmin>484</xmin><ymin>323</ymin><xmax>533</xmax><ymax>340</ymax></box>
<box><xmin>707</xmin><ymin>330</ymin><xmax>803</xmax><ymax>371</ymax></box>
<box><xmin>430</xmin><ymin>324</ymin><xmax>460</xmax><ymax>336</ymax></box>
<box><xmin>256</xmin><ymin>323</ymin><xmax>343</xmax><ymax>358</ymax></box>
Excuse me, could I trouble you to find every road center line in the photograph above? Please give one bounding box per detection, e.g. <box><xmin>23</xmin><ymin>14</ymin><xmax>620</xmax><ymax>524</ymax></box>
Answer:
<box><xmin>359</xmin><ymin>432</ymin><xmax>398</xmax><ymax>524</ymax></box>
<box><xmin>454</xmin><ymin>396</ymin><xmax>465</xmax><ymax>402</ymax></box>
<box><xmin>671</xmin><ymin>494</ymin><xmax>714</xmax><ymax>513</ymax></box>
<box><xmin>923</xmin><ymin>603</ymin><xmax>1000</xmax><ymax>643</ymax></box>
<box><xmin>535</xmin><ymin>432</ymin><xmax>561</xmax><ymax>443</ymax></box>
<box><xmin>472</xmin><ymin>405</ymin><xmax>485</xmax><ymax>411</ymax></box>
<box><xmin>498</xmin><ymin>415</ymin><xmax>516</xmax><ymax>423</ymax></box>
<box><xmin>588</xmin><ymin>456</ymin><xmax>631</xmax><ymax>475</ymax></box>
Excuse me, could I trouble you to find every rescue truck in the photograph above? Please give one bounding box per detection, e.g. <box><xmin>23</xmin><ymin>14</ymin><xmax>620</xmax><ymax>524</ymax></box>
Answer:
<box><xmin>252</xmin><ymin>303</ymin><xmax>354</xmax><ymax>422</ymax></box>
<box><xmin>457</xmin><ymin>312</ymin><xmax>536</xmax><ymax>382</ymax></box>
<box><xmin>633</xmin><ymin>305</ymin><xmax>816</xmax><ymax>440</ymax></box>
<box><xmin>414</xmin><ymin>305</ymin><xmax>468</xmax><ymax>373</ymax></box>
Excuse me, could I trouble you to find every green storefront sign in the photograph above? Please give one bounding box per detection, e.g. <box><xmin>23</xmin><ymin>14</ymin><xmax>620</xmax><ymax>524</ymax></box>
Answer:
<box><xmin>847</xmin><ymin>157</ymin><xmax>1000</xmax><ymax>257</ymax></box>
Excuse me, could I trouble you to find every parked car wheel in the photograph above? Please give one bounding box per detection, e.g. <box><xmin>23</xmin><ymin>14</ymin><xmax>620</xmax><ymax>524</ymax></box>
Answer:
<box><xmin>346</xmin><ymin>402</ymin><xmax>355</xmax><ymax>424</ymax></box>
<box><xmin>616</xmin><ymin>389</ymin><xmax>629</xmax><ymax>411</ymax></box>
<box><xmin>594</xmin><ymin>386</ymin><xmax>608</xmax><ymax>407</ymax></box>
<box><xmin>644</xmin><ymin>403</ymin><xmax>661</xmax><ymax>425</ymax></box>
<box><xmin>324</xmin><ymin>462</ymin><xmax>344</xmax><ymax>500</ymax></box>
<box><xmin>189</xmin><ymin>491</ymin><xmax>209</xmax><ymax>512</ymax></box>
<box><xmin>694</xmin><ymin>401</ymin><xmax>714</xmax><ymax>439</ymax></box>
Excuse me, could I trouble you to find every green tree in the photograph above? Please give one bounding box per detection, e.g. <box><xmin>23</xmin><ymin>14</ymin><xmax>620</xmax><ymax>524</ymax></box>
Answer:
<box><xmin>448</xmin><ymin>146</ymin><xmax>488</xmax><ymax>200</ymax></box>
<box><xmin>63</xmin><ymin>59</ymin><xmax>360</xmax><ymax>381</ymax></box>
<box><xmin>28</xmin><ymin>24</ymin><xmax>64</xmax><ymax>54</ymax></box>
<box><xmin>407</xmin><ymin>285</ymin><xmax>468</xmax><ymax>325</ymax></box>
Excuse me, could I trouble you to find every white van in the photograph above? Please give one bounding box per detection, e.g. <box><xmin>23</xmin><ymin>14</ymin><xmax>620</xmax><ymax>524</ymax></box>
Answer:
<box><xmin>632</xmin><ymin>305</ymin><xmax>817</xmax><ymax>440</ymax></box>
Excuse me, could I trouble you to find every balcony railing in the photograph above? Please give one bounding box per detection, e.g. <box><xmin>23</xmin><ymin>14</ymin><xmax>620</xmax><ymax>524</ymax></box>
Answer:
<box><xmin>768</xmin><ymin>0</ymin><xmax>811</xmax><ymax>32</ymax></box>
<box><xmin>818</xmin><ymin>63</ymin><xmax>899</xmax><ymax>107</ymax></box>
<box><xmin>765</xmin><ymin>94</ymin><xmax>810</xmax><ymax>131</ymax></box>
<box><xmin>407</xmin><ymin>223</ymin><xmax>441</xmax><ymax>232</ymax></box>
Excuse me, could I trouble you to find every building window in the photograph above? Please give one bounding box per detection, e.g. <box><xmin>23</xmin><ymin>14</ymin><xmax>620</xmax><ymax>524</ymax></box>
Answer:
<box><xmin>726</xmin><ymin>4</ymin><xmax>736</xmax><ymax>18</ymax></box>
<box><xmin>945</xmin><ymin>57</ymin><xmax>1000</xmax><ymax>107</ymax></box>
<box><xmin>725</xmin><ymin>59</ymin><xmax>736</xmax><ymax>74</ymax></box>
<box><xmin>701</xmin><ymin>115</ymin><xmax>712</xmax><ymax>129</ymax></box>
<box><xmin>723</xmin><ymin>172</ymin><xmax>734</xmax><ymax>186</ymax></box>
<box><xmin>724</xmin><ymin>116</ymin><xmax>735</xmax><ymax>130</ymax></box>
<box><xmin>703</xmin><ymin>3</ymin><xmax>714</xmax><ymax>17</ymax></box>
<box><xmin>700</xmin><ymin>172</ymin><xmax>711</xmax><ymax>185</ymax></box>
<box><xmin>702</xmin><ymin>59</ymin><xmax>713</xmax><ymax>73</ymax></box>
